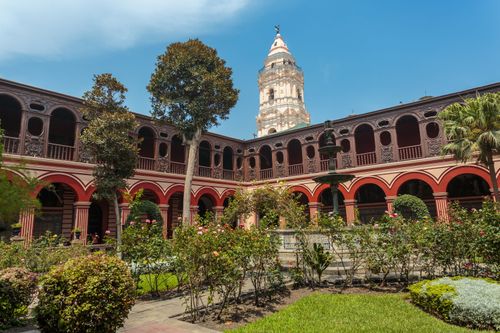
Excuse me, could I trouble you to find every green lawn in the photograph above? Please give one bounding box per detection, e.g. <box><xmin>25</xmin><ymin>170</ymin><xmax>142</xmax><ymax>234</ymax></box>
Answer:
<box><xmin>229</xmin><ymin>293</ymin><xmax>489</xmax><ymax>333</ymax></box>
<box><xmin>137</xmin><ymin>273</ymin><xmax>179</xmax><ymax>295</ymax></box>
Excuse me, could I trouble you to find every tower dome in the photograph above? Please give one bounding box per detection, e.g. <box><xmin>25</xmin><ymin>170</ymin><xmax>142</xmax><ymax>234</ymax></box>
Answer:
<box><xmin>256</xmin><ymin>28</ymin><xmax>310</xmax><ymax>137</ymax></box>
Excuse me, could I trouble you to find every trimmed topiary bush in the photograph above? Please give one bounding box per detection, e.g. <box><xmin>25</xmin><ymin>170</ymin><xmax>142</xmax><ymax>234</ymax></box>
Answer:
<box><xmin>393</xmin><ymin>194</ymin><xmax>430</xmax><ymax>220</ymax></box>
<box><xmin>36</xmin><ymin>254</ymin><xmax>136</xmax><ymax>333</ymax></box>
<box><xmin>409</xmin><ymin>277</ymin><xmax>500</xmax><ymax>330</ymax></box>
<box><xmin>0</xmin><ymin>267</ymin><xmax>37</xmax><ymax>329</ymax></box>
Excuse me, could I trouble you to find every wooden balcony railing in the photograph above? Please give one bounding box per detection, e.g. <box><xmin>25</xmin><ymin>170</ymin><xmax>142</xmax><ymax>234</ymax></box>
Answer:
<box><xmin>3</xmin><ymin>136</ymin><xmax>19</xmax><ymax>154</ymax></box>
<box><xmin>320</xmin><ymin>158</ymin><xmax>338</xmax><ymax>171</ymax></box>
<box><xmin>169</xmin><ymin>162</ymin><xmax>185</xmax><ymax>174</ymax></box>
<box><xmin>223</xmin><ymin>169</ymin><xmax>234</xmax><ymax>180</ymax></box>
<box><xmin>288</xmin><ymin>163</ymin><xmax>303</xmax><ymax>176</ymax></box>
<box><xmin>398</xmin><ymin>144</ymin><xmax>422</xmax><ymax>161</ymax></box>
<box><xmin>137</xmin><ymin>156</ymin><xmax>156</xmax><ymax>170</ymax></box>
<box><xmin>356</xmin><ymin>152</ymin><xmax>376</xmax><ymax>166</ymax></box>
<box><xmin>198</xmin><ymin>166</ymin><xmax>212</xmax><ymax>178</ymax></box>
<box><xmin>48</xmin><ymin>143</ymin><xmax>74</xmax><ymax>160</ymax></box>
<box><xmin>260</xmin><ymin>168</ymin><xmax>273</xmax><ymax>180</ymax></box>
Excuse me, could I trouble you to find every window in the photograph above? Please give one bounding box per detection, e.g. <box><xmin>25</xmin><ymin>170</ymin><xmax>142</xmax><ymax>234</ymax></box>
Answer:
<box><xmin>297</xmin><ymin>88</ymin><xmax>302</xmax><ymax>101</ymax></box>
<box><xmin>269</xmin><ymin>88</ymin><xmax>274</xmax><ymax>101</ymax></box>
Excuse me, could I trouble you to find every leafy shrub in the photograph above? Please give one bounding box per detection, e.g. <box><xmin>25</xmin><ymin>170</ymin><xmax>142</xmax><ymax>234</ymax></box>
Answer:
<box><xmin>122</xmin><ymin>197</ymin><xmax>172</xmax><ymax>297</ymax></box>
<box><xmin>36</xmin><ymin>254</ymin><xmax>136</xmax><ymax>333</ymax></box>
<box><xmin>0</xmin><ymin>267</ymin><xmax>37</xmax><ymax>329</ymax></box>
<box><xmin>393</xmin><ymin>194</ymin><xmax>430</xmax><ymax>220</ymax></box>
<box><xmin>0</xmin><ymin>241</ymin><xmax>26</xmax><ymax>270</ymax></box>
<box><xmin>409</xmin><ymin>277</ymin><xmax>500</xmax><ymax>330</ymax></box>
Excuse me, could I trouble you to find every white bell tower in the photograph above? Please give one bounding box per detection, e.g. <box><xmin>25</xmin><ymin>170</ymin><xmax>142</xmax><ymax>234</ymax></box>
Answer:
<box><xmin>256</xmin><ymin>27</ymin><xmax>310</xmax><ymax>137</ymax></box>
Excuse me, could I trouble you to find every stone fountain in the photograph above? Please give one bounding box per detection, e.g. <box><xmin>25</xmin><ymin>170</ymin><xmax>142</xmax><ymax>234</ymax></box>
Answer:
<box><xmin>313</xmin><ymin>121</ymin><xmax>355</xmax><ymax>215</ymax></box>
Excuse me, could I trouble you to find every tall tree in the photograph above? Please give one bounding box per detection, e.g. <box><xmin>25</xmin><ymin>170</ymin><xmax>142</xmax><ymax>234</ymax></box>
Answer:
<box><xmin>439</xmin><ymin>92</ymin><xmax>500</xmax><ymax>201</ymax></box>
<box><xmin>148</xmin><ymin>39</ymin><xmax>239</xmax><ymax>224</ymax></box>
<box><xmin>80</xmin><ymin>73</ymin><xmax>139</xmax><ymax>255</ymax></box>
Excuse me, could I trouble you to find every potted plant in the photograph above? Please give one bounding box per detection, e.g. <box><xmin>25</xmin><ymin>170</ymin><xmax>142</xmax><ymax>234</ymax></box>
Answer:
<box><xmin>11</xmin><ymin>222</ymin><xmax>22</xmax><ymax>237</ymax></box>
<box><xmin>72</xmin><ymin>227</ymin><xmax>82</xmax><ymax>240</ymax></box>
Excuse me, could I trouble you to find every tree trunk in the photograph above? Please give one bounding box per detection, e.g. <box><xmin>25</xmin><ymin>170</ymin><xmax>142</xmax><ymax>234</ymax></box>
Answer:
<box><xmin>113</xmin><ymin>193</ymin><xmax>122</xmax><ymax>259</ymax></box>
<box><xmin>182</xmin><ymin>129</ymin><xmax>202</xmax><ymax>224</ymax></box>
<box><xmin>486</xmin><ymin>151</ymin><xmax>499</xmax><ymax>202</ymax></box>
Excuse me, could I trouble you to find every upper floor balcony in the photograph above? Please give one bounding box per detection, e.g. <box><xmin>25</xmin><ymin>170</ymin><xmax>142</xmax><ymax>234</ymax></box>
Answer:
<box><xmin>1</xmin><ymin>79</ymin><xmax>499</xmax><ymax>183</ymax></box>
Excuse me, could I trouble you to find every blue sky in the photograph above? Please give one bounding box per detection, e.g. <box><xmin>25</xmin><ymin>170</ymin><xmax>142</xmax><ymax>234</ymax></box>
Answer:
<box><xmin>0</xmin><ymin>0</ymin><xmax>499</xmax><ymax>139</ymax></box>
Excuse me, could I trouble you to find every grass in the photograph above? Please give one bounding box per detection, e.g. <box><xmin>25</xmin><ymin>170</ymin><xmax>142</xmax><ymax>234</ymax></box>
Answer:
<box><xmin>229</xmin><ymin>293</ymin><xmax>489</xmax><ymax>333</ymax></box>
<box><xmin>137</xmin><ymin>273</ymin><xmax>179</xmax><ymax>295</ymax></box>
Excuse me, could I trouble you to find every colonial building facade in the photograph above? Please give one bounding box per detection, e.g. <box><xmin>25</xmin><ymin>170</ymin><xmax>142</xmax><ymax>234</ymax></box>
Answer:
<box><xmin>0</xmin><ymin>34</ymin><xmax>499</xmax><ymax>244</ymax></box>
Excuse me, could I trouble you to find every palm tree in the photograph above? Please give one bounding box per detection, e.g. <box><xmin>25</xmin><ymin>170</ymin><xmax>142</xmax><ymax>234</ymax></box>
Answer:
<box><xmin>439</xmin><ymin>92</ymin><xmax>500</xmax><ymax>202</ymax></box>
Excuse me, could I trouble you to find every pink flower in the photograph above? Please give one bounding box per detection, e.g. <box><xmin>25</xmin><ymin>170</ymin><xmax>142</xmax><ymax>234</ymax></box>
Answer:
<box><xmin>130</xmin><ymin>221</ymin><xmax>135</xmax><ymax>226</ymax></box>
<box><xmin>152</xmin><ymin>219</ymin><xmax>157</xmax><ymax>223</ymax></box>
<box><xmin>373</xmin><ymin>224</ymin><xmax>379</xmax><ymax>229</ymax></box>
<box><xmin>197</xmin><ymin>231</ymin><xmax>203</xmax><ymax>235</ymax></box>
<box><xmin>105</xmin><ymin>230</ymin><xmax>111</xmax><ymax>235</ymax></box>
<box><xmin>213</xmin><ymin>251</ymin><xmax>219</xmax><ymax>257</ymax></box>
<box><xmin>145</xmin><ymin>219</ymin><xmax>151</xmax><ymax>224</ymax></box>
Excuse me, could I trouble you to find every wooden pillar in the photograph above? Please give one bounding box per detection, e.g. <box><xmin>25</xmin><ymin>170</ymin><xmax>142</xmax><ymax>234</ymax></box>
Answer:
<box><xmin>74</xmin><ymin>202</ymin><xmax>91</xmax><ymax>244</ymax></box>
<box><xmin>385</xmin><ymin>195</ymin><xmax>397</xmax><ymax>213</ymax></box>
<box><xmin>434</xmin><ymin>192</ymin><xmax>449</xmax><ymax>222</ymax></box>
<box><xmin>214</xmin><ymin>206</ymin><xmax>225</xmax><ymax>222</ymax></box>
<box><xmin>308</xmin><ymin>202</ymin><xmax>322</xmax><ymax>224</ymax></box>
<box><xmin>158</xmin><ymin>204</ymin><xmax>169</xmax><ymax>238</ymax></box>
<box><xmin>19</xmin><ymin>208</ymin><xmax>35</xmax><ymax>244</ymax></box>
<box><xmin>119</xmin><ymin>203</ymin><xmax>131</xmax><ymax>225</ymax></box>
<box><xmin>344</xmin><ymin>199</ymin><xmax>357</xmax><ymax>225</ymax></box>
<box><xmin>190</xmin><ymin>206</ymin><xmax>199</xmax><ymax>224</ymax></box>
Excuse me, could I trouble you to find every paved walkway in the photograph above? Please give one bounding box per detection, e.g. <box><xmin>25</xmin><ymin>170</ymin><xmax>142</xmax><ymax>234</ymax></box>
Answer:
<box><xmin>119</xmin><ymin>295</ymin><xmax>219</xmax><ymax>333</ymax></box>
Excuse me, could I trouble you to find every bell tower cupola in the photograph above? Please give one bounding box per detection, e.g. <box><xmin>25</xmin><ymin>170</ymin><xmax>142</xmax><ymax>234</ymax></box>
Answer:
<box><xmin>256</xmin><ymin>26</ymin><xmax>310</xmax><ymax>137</ymax></box>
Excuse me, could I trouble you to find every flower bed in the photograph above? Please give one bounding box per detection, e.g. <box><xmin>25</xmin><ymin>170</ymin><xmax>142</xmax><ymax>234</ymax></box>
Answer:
<box><xmin>409</xmin><ymin>277</ymin><xmax>500</xmax><ymax>330</ymax></box>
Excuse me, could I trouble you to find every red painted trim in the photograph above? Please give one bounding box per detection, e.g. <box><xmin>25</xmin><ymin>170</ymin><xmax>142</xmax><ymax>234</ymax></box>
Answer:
<box><xmin>220</xmin><ymin>189</ymin><xmax>236</xmax><ymax>204</ymax></box>
<box><xmin>165</xmin><ymin>184</ymin><xmax>195</xmax><ymax>203</ymax></box>
<box><xmin>389</xmin><ymin>172</ymin><xmax>439</xmax><ymax>196</ymax></box>
<box><xmin>129</xmin><ymin>181</ymin><xmax>166</xmax><ymax>204</ymax></box>
<box><xmin>194</xmin><ymin>187</ymin><xmax>221</xmax><ymax>206</ymax></box>
<box><xmin>347</xmin><ymin>177</ymin><xmax>390</xmax><ymax>200</ymax></box>
<box><xmin>438</xmin><ymin>166</ymin><xmax>493</xmax><ymax>192</ymax></box>
<box><xmin>289</xmin><ymin>185</ymin><xmax>313</xmax><ymax>202</ymax></box>
<box><xmin>312</xmin><ymin>183</ymin><xmax>349</xmax><ymax>202</ymax></box>
<box><xmin>36</xmin><ymin>173</ymin><xmax>87</xmax><ymax>201</ymax></box>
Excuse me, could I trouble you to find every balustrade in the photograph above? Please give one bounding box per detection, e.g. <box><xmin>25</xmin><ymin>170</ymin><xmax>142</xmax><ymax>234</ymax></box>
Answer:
<box><xmin>3</xmin><ymin>136</ymin><xmax>19</xmax><ymax>154</ymax></box>
<box><xmin>198</xmin><ymin>166</ymin><xmax>212</xmax><ymax>178</ymax></box>
<box><xmin>223</xmin><ymin>169</ymin><xmax>234</xmax><ymax>180</ymax></box>
<box><xmin>137</xmin><ymin>156</ymin><xmax>156</xmax><ymax>170</ymax></box>
<box><xmin>169</xmin><ymin>162</ymin><xmax>185</xmax><ymax>175</ymax></box>
<box><xmin>288</xmin><ymin>163</ymin><xmax>303</xmax><ymax>176</ymax></box>
<box><xmin>398</xmin><ymin>144</ymin><xmax>422</xmax><ymax>160</ymax></box>
<box><xmin>356</xmin><ymin>152</ymin><xmax>376</xmax><ymax>166</ymax></box>
<box><xmin>260</xmin><ymin>168</ymin><xmax>273</xmax><ymax>180</ymax></box>
<box><xmin>47</xmin><ymin>143</ymin><xmax>74</xmax><ymax>160</ymax></box>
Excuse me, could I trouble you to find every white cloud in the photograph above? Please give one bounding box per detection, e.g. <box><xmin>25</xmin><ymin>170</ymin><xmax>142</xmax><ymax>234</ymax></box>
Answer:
<box><xmin>0</xmin><ymin>0</ymin><xmax>251</xmax><ymax>60</ymax></box>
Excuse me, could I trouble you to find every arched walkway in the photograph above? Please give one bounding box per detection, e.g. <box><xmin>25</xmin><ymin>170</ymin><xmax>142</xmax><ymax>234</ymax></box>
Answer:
<box><xmin>355</xmin><ymin>183</ymin><xmax>387</xmax><ymax>223</ymax></box>
<box><xmin>396</xmin><ymin>179</ymin><xmax>436</xmax><ymax>217</ymax></box>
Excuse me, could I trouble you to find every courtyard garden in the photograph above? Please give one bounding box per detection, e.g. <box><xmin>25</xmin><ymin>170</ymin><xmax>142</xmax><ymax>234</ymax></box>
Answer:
<box><xmin>0</xmin><ymin>184</ymin><xmax>499</xmax><ymax>332</ymax></box>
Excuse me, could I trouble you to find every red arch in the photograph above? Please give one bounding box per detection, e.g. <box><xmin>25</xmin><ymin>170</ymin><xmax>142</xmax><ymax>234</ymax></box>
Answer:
<box><xmin>36</xmin><ymin>173</ymin><xmax>87</xmax><ymax>201</ymax></box>
<box><xmin>390</xmin><ymin>172</ymin><xmax>439</xmax><ymax>196</ymax></box>
<box><xmin>347</xmin><ymin>177</ymin><xmax>390</xmax><ymax>200</ymax></box>
<box><xmin>438</xmin><ymin>166</ymin><xmax>493</xmax><ymax>192</ymax></box>
<box><xmin>165</xmin><ymin>184</ymin><xmax>194</xmax><ymax>203</ymax></box>
<box><xmin>220</xmin><ymin>189</ymin><xmax>236</xmax><ymax>204</ymax></box>
<box><xmin>289</xmin><ymin>185</ymin><xmax>313</xmax><ymax>202</ymax></box>
<box><xmin>312</xmin><ymin>183</ymin><xmax>349</xmax><ymax>203</ymax></box>
<box><xmin>194</xmin><ymin>187</ymin><xmax>221</xmax><ymax>206</ymax></box>
<box><xmin>129</xmin><ymin>181</ymin><xmax>166</xmax><ymax>204</ymax></box>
